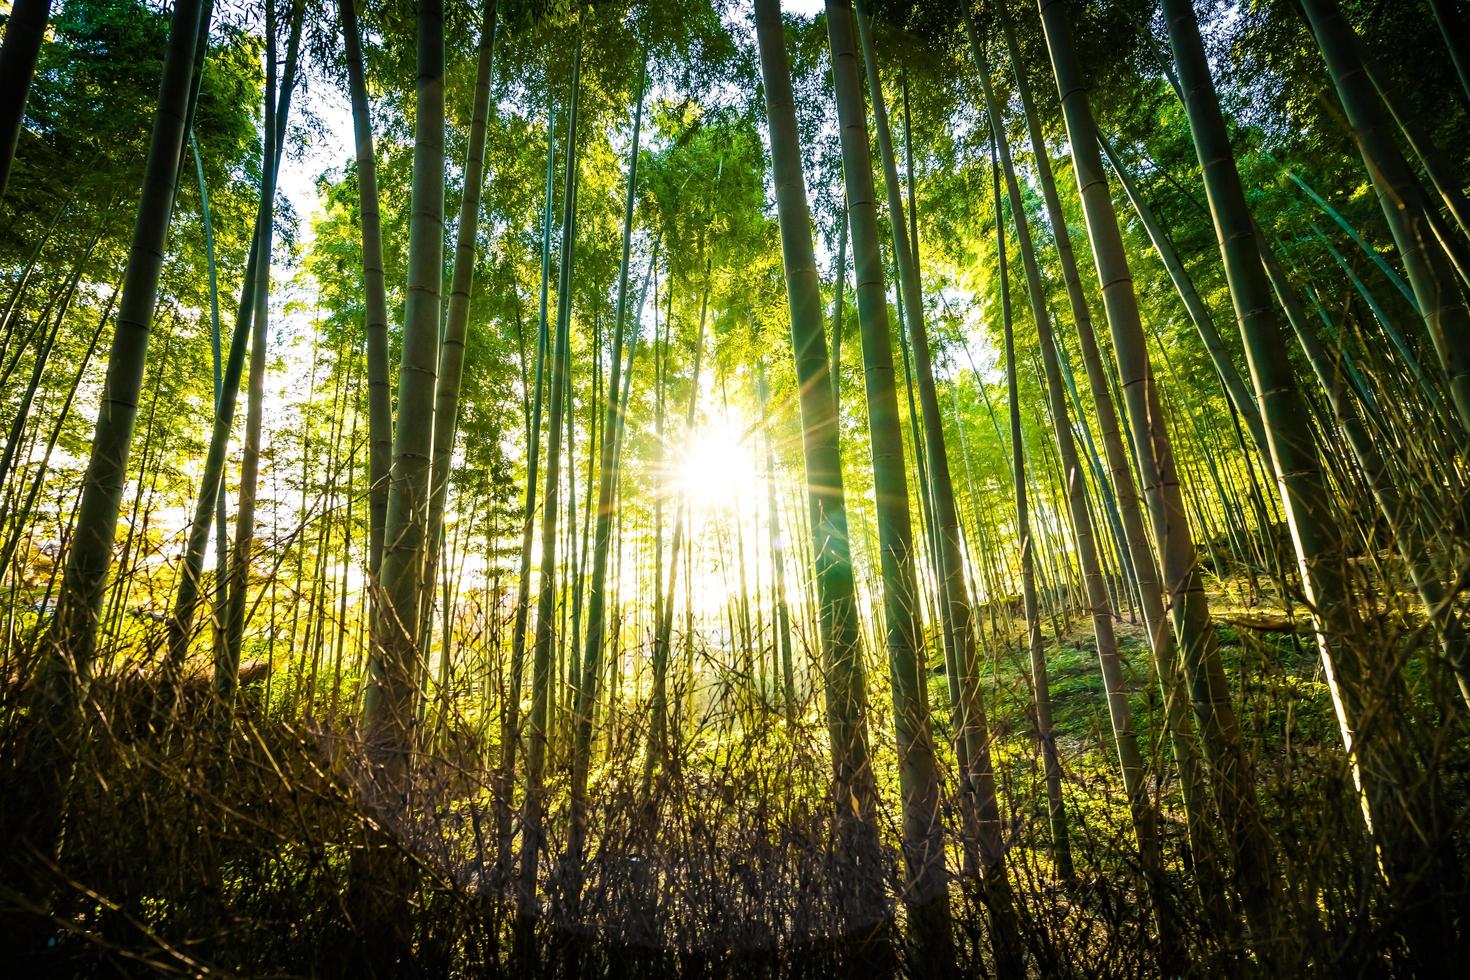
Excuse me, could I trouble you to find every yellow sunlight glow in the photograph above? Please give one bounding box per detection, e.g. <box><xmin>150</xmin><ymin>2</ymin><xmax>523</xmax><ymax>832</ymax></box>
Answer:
<box><xmin>672</xmin><ymin>413</ymin><xmax>758</xmax><ymax>513</ymax></box>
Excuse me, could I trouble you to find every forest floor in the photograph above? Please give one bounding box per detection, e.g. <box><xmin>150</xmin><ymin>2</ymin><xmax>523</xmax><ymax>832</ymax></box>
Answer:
<box><xmin>4</xmin><ymin>570</ymin><xmax>1459</xmax><ymax>977</ymax></box>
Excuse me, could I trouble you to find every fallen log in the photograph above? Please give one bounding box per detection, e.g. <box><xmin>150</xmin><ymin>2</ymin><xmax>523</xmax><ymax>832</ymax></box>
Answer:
<box><xmin>1220</xmin><ymin>612</ymin><xmax>1301</xmax><ymax>634</ymax></box>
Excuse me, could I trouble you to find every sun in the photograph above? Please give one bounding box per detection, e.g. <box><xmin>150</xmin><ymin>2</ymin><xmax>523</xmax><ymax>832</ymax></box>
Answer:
<box><xmin>672</xmin><ymin>411</ymin><xmax>759</xmax><ymax>513</ymax></box>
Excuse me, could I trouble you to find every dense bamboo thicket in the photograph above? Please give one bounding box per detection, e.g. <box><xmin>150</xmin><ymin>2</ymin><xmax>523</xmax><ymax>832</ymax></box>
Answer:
<box><xmin>1</xmin><ymin>0</ymin><xmax>1468</xmax><ymax>976</ymax></box>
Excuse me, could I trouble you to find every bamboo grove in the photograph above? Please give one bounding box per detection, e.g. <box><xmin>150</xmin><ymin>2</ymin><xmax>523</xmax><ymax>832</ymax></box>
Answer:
<box><xmin>1</xmin><ymin>0</ymin><xmax>1468</xmax><ymax>975</ymax></box>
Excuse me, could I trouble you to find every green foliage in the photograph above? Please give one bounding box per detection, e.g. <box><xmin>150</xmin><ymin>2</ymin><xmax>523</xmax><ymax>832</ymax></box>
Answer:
<box><xmin>2</xmin><ymin>0</ymin><xmax>1469</xmax><ymax>974</ymax></box>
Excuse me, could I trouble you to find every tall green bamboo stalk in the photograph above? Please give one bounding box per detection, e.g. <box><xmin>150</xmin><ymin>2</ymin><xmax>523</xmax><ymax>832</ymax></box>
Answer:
<box><xmin>23</xmin><ymin>0</ymin><xmax>205</xmax><ymax>910</ymax></box>
<box><xmin>1035</xmin><ymin>0</ymin><xmax>1280</xmax><ymax>944</ymax></box>
<box><xmin>646</xmin><ymin>260</ymin><xmax>707</xmax><ymax>785</ymax></box>
<box><xmin>223</xmin><ymin>2</ymin><xmax>303</xmax><ymax>701</ymax></box>
<box><xmin>340</xmin><ymin>0</ymin><xmax>393</xmax><ymax>581</ymax></box>
<box><xmin>846</xmin><ymin>3</ymin><xmax>958</xmax><ymax>963</ymax></box>
<box><xmin>570</xmin><ymin>51</ymin><xmax>645</xmax><ymax>876</ymax></box>
<box><xmin>993</xmin><ymin>1</ymin><xmax>1223</xmax><ymax>899</ymax></box>
<box><xmin>0</xmin><ymin>0</ymin><xmax>52</xmax><ymax>200</ymax></box>
<box><xmin>757</xmin><ymin>363</ymin><xmax>798</xmax><ymax>721</ymax></box>
<box><xmin>754</xmin><ymin>0</ymin><xmax>886</xmax><ymax>937</ymax></box>
<box><xmin>165</xmin><ymin>8</ymin><xmax>298</xmax><ymax>690</ymax></box>
<box><xmin>189</xmin><ymin>131</ymin><xmax>231</xmax><ymax>670</ymax></box>
<box><xmin>519</xmin><ymin>30</ymin><xmax>580</xmax><ymax>910</ymax></box>
<box><xmin>1298</xmin><ymin>0</ymin><xmax>1470</xmax><ymax>438</ymax></box>
<box><xmin>1170</xmin><ymin>2</ymin><xmax>1453</xmax><ymax>957</ymax></box>
<box><xmin>1262</xmin><ymin>238</ymin><xmax>1470</xmax><ymax>710</ymax></box>
<box><xmin>422</xmin><ymin>0</ymin><xmax>499</xmax><ymax>683</ymax></box>
<box><xmin>1098</xmin><ymin>135</ymin><xmax>1268</xmax><ymax>458</ymax></box>
<box><xmin>498</xmin><ymin>99</ymin><xmax>557</xmax><ymax>871</ymax></box>
<box><xmin>41</xmin><ymin>0</ymin><xmax>205</xmax><ymax>693</ymax></box>
<box><xmin>362</xmin><ymin>0</ymin><xmax>446</xmax><ymax>795</ymax></box>
<box><xmin>972</xmin><ymin>15</ymin><xmax>1176</xmax><ymax>962</ymax></box>
<box><xmin>1429</xmin><ymin>0</ymin><xmax>1470</xmax><ymax>107</ymax></box>
<box><xmin>989</xmin><ymin>123</ymin><xmax>1072</xmax><ymax>883</ymax></box>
